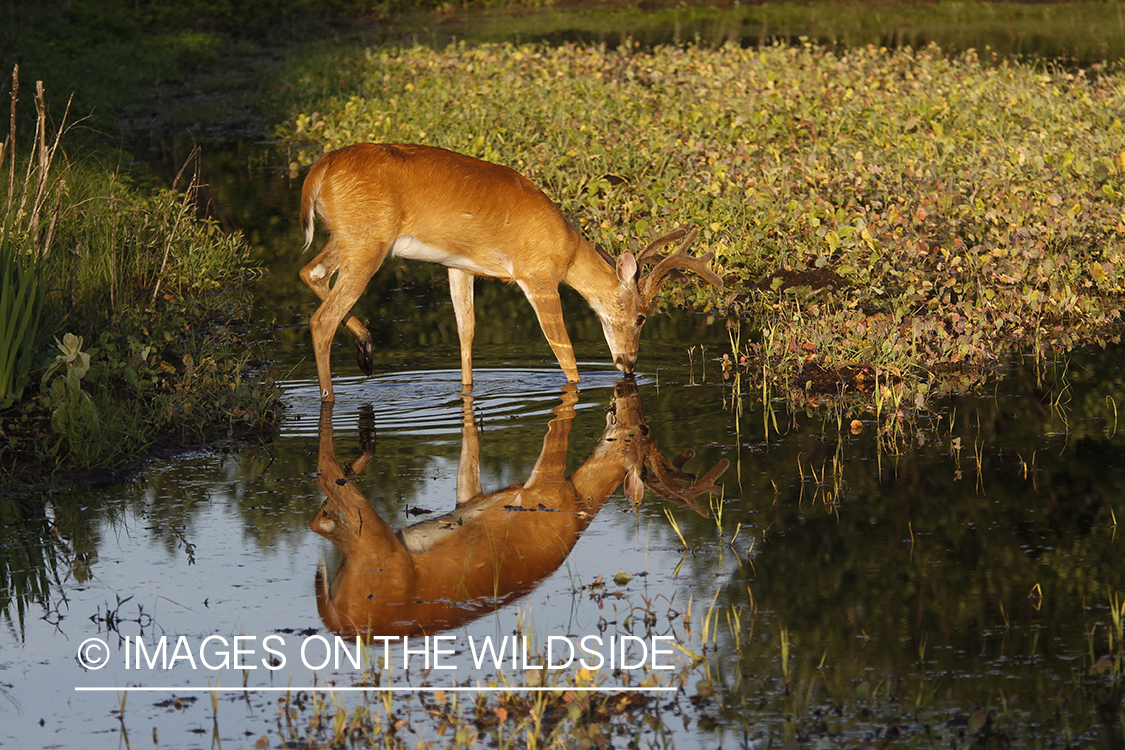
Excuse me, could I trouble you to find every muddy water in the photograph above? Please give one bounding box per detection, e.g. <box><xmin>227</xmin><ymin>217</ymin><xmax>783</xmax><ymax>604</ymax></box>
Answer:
<box><xmin>2</xmin><ymin>149</ymin><xmax>1124</xmax><ymax>747</ymax></box>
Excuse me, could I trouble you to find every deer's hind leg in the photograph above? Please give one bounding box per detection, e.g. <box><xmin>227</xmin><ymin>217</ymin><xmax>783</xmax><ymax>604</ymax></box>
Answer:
<box><xmin>301</xmin><ymin>235</ymin><xmax>379</xmax><ymax>376</ymax></box>
<box><xmin>303</xmin><ymin>234</ymin><xmax>391</xmax><ymax>401</ymax></box>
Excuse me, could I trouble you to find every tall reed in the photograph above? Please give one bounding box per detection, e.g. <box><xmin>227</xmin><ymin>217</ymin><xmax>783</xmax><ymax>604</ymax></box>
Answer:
<box><xmin>0</xmin><ymin>66</ymin><xmax>69</xmax><ymax>406</ymax></box>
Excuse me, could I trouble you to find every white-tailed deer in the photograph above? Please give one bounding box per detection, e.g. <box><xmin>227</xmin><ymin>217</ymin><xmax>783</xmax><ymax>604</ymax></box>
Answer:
<box><xmin>300</xmin><ymin>143</ymin><xmax>723</xmax><ymax>401</ymax></box>
<box><xmin>310</xmin><ymin>381</ymin><xmax>728</xmax><ymax>637</ymax></box>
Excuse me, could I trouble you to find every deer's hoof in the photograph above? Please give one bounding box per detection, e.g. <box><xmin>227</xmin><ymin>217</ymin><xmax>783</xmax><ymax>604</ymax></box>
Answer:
<box><xmin>356</xmin><ymin>338</ymin><xmax>374</xmax><ymax>376</ymax></box>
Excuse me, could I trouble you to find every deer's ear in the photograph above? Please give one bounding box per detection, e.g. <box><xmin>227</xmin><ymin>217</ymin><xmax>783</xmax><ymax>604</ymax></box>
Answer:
<box><xmin>624</xmin><ymin>465</ymin><xmax>645</xmax><ymax>507</ymax></box>
<box><xmin>616</xmin><ymin>252</ymin><xmax>639</xmax><ymax>284</ymax></box>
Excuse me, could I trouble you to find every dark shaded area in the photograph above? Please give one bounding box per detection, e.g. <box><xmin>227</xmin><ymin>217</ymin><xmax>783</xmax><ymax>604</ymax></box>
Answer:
<box><xmin>758</xmin><ymin>267</ymin><xmax>851</xmax><ymax>293</ymax></box>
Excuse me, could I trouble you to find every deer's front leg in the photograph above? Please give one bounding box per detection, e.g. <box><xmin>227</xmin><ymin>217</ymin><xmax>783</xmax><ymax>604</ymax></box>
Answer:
<box><xmin>518</xmin><ymin>281</ymin><xmax>579</xmax><ymax>383</ymax></box>
<box><xmin>448</xmin><ymin>268</ymin><xmax>476</xmax><ymax>388</ymax></box>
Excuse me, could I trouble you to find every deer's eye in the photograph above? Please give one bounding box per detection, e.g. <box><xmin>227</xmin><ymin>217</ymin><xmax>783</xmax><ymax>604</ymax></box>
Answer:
<box><xmin>635</xmin><ymin>315</ymin><xmax>646</xmax><ymax>327</ymax></box>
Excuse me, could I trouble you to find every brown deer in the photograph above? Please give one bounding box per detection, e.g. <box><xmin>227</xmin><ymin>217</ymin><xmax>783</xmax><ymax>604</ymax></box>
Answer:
<box><xmin>310</xmin><ymin>381</ymin><xmax>728</xmax><ymax>637</ymax></box>
<box><xmin>299</xmin><ymin>143</ymin><xmax>723</xmax><ymax>401</ymax></box>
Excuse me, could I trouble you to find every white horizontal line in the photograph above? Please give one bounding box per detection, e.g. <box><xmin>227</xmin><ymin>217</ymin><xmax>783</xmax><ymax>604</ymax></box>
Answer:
<box><xmin>75</xmin><ymin>686</ymin><xmax>674</xmax><ymax>693</ymax></box>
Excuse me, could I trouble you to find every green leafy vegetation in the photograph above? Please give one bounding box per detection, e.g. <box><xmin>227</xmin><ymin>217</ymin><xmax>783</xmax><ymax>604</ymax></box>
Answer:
<box><xmin>0</xmin><ymin>70</ymin><xmax>278</xmax><ymax>486</ymax></box>
<box><xmin>276</xmin><ymin>41</ymin><xmax>1125</xmax><ymax>417</ymax></box>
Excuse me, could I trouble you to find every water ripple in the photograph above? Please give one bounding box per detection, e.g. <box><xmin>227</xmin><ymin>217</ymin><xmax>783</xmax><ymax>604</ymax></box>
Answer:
<box><xmin>279</xmin><ymin>368</ymin><xmax>637</xmax><ymax>438</ymax></box>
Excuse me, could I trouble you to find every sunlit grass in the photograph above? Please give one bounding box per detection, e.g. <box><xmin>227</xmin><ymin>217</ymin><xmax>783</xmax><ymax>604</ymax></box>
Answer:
<box><xmin>277</xmin><ymin>41</ymin><xmax>1124</xmax><ymax>423</ymax></box>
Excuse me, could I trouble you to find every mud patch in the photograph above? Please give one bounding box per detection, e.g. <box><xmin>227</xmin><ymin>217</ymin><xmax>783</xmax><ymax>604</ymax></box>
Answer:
<box><xmin>796</xmin><ymin>362</ymin><xmax>876</xmax><ymax>394</ymax></box>
<box><xmin>758</xmin><ymin>267</ymin><xmax>850</xmax><ymax>293</ymax></box>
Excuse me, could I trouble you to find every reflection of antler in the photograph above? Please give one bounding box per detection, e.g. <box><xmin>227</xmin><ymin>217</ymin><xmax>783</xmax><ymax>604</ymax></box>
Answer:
<box><xmin>611</xmin><ymin>384</ymin><xmax>728</xmax><ymax>518</ymax></box>
<box><xmin>640</xmin><ymin>448</ymin><xmax>729</xmax><ymax>518</ymax></box>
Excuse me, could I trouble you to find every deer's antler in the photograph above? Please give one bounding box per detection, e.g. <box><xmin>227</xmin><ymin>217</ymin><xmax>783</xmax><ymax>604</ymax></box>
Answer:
<box><xmin>635</xmin><ymin>229</ymin><xmax>690</xmax><ymax>265</ymax></box>
<box><xmin>637</xmin><ymin>228</ymin><xmax>724</xmax><ymax>308</ymax></box>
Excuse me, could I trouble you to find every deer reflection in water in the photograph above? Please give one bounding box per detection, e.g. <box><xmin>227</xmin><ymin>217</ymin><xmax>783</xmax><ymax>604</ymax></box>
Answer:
<box><xmin>310</xmin><ymin>381</ymin><xmax>728</xmax><ymax>638</ymax></box>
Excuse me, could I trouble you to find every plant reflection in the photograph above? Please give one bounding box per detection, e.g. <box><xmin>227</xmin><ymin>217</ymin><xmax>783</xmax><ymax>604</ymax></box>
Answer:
<box><xmin>310</xmin><ymin>380</ymin><xmax>728</xmax><ymax>637</ymax></box>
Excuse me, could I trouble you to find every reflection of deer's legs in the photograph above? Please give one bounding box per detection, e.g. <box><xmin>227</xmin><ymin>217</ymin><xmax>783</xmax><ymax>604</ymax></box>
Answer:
<box><xmin>311</xmin><ymin>398</ymin><xmax>411</xmax><ymax>638</ymax></box>
<box><xmin>523</xmin><ymin>386</ymin><xmax>580</xmax><ymax>491</ymax></box>
<box><xmin>314</xmin><ymin>403</ymin><xmax>377</xmax><ymax>480</ymax></box>
<box><xmin>315</xmin><ymin>403</ymin><xmax>338</xmax><ymax>475</ymax></box>
<box><xmin>456</xmin><ymin>395</ymin><xmax>482</xmax><ymax>505</ymax></box>
<box><xmin>348</xmin><ymin>405</ymin><xmax>377</xmax><ymax>477</ymax></box>
<box><xmin>311</xmin><ymin>402</ymin><xmax>354</xmax><ymax>538</ymax></box>
<box><xmin>449</xmin><ymin>268</ymin><xmax>476</xmax><ymax>388</ymax></box>
<box><xmin>517</xmin><ymin>281</ymin><xmax>578</xmax><ymax>382</ymax></box>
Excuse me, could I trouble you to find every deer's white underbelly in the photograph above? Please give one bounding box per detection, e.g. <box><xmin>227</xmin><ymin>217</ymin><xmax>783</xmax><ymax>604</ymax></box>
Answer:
<box><xmin>391</xmin><ymin>234</ymin><xmax>508</xmax><ymax>278</ymax></box>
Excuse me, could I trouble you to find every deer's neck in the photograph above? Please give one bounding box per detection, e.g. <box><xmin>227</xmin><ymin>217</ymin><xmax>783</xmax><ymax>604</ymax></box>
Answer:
<box><xmin>570</xmin><ymin>440</ymin><xmax>635</xmax><ymax>513</ymax></box>
<box><xmin>564</xmin><ymin>238</ymin><xmax>621</xmax><ymax>319</ymax></box>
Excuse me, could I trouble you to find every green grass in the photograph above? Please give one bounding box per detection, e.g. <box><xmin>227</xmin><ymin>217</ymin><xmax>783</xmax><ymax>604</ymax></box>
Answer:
<box><xmin>0</xmin><ymin>70</ymin><xmax>279</xmax><ymax>486</ymax></box>
<box><xmin>275</xmin><ymin>40</ymin><xmax>1125</xmax><ymax>417</ymax></box>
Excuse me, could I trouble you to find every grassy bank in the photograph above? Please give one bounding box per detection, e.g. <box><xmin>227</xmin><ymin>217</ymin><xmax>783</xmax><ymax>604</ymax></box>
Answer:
<box><xmin>0</xmin><ymin>72</ymin><xmax>278</xmax><ymax>489</ymax></box>
<box><xmin>275</xmin><ymin>41</ymin><xmax>1125</xmax><ymax>418</ymax></box>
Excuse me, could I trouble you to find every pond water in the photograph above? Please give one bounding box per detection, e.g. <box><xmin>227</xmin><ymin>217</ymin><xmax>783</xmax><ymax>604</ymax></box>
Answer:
<box><xmin>4</xmin><ymin>10</ymin><xmax>1125</xmax><ymax>746</ymax></box>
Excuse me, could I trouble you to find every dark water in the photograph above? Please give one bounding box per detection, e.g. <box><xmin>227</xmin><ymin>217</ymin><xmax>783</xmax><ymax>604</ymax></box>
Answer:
<box><xmin>375</xmin><ymin>1</ymin><xmax>1125</xmax><ymax>66</ymax></box>
<box><xmin>4</xmin><ymin>18</ymin><xmax>1125</xmax><ymax>746</ymax></box>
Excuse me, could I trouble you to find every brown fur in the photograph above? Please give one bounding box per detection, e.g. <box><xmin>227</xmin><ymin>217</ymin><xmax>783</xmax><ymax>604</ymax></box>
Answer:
<box><xmin>297</xmin><ymin>144</ymin><xmax>719</xmax><ymax>401</ymax></box>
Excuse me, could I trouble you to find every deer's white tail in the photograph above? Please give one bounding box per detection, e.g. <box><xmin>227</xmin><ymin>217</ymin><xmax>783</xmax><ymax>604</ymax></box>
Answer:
<box><xmin>300</xmin><ymin>160</ymin><xmax>327</xmax><ymax>251</ymax></box>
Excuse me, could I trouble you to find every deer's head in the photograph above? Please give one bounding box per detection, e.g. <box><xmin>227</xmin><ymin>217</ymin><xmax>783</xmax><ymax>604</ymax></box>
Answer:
<box><xmin>597</xmin><ymin>228</ymin><xmax>724</xmax><ymax>375</ymax></box>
